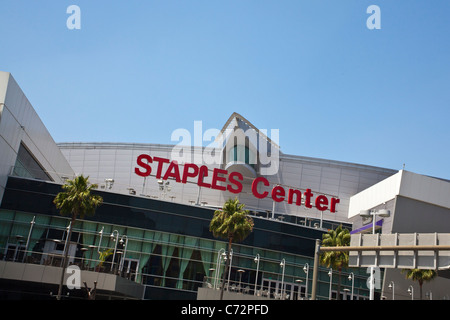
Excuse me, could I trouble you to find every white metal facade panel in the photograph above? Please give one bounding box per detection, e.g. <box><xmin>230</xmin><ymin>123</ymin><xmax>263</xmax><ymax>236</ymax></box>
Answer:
<box><xmin>348</xmin><ymin>170</ymin><xmax>450</xmax><ymax>219</ymax></box>
<box><xmin>348</xmin><ymin>171</ymin><xmax>403</xmax><ymax>218</ymax></box>
<box><xmin>0</xmin><ymin>72</ymin><xmax>74</xmax><ymax>202</ymax></box>
<box><xmin>58</xmin><ymin>142</ymin><xmax>396</xmax><ymax>224</ymax></box>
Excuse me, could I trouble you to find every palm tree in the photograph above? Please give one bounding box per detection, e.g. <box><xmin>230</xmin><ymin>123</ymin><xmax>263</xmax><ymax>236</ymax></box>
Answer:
<box><xmin>320</xmin><ymin>225</ymin><xmax>351</xmax><ymax>300</ymax></box>
<box><xmin>53</xmin><ymin>175</ymin><xmax>103</xmax><ymax>300</ymax></box>
<box><xmin>96</xmin><ymin>248</ymin><xmax>113</xmax><ymax>271</ymax></box>
<box><xmin>402</xmin><ymin>269</ymin><xmax>437</xmax><ymax>300</ymax></box>
<box><xmin>209</xmin><ymin>198</ymin><xmax>254</xmax><ymax>300</ymax></box>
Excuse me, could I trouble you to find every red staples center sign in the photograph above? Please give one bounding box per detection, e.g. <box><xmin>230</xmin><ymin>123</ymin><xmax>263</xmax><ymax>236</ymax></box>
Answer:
<box><xmin>135</xmin><ymin>154</ymin><xmax>340</xmax><ymax>213</ymax></box>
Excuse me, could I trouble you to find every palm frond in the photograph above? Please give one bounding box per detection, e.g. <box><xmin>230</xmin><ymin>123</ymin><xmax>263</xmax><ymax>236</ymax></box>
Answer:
<box><xmin>209</xmin><ymin>198</ymin><xmax>254</xmax><ymax>243</ymax></box>
<box><xmin>320</xmin><ymin>225</ymin><xmax>350</xmax><ymax>269</ymax></box>
<box><xmin>53</xmin><ymin>175</ymin><xmax>103</xmax><ymax>219</ymax></box>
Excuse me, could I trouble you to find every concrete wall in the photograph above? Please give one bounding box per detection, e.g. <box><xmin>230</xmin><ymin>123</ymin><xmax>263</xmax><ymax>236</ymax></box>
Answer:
<box><xmin>0</xmin><ymin>72</ymin><xmax>74</xmax><ymax>202</ymax></box>
<box><xmin>384</xmin><ymin>195</ymin><xmax>450</xmax><ymax>300</ymax></box>
<box><xmin>392</xmin><ymin>196</ymin><xmax>450</xmax><ymax>233</ymax></box>
<box><xmin>0</xmin><ymin>260</ymin><xmax>144</xmax><ymax>299</ymax></box>
<box><xmin>349</xmin><ymin>170</ymin><xmax>450</xmax><ymax>219</ymax></box>
<box><xmin>382</xmin><ymin>268</ymin><xmax>450</xmax><ymax>300</ymax></box>
<box><xmin>348</xmin><ymin>171</ymin><xmax>450</xmax><ymax>300</ymax></box>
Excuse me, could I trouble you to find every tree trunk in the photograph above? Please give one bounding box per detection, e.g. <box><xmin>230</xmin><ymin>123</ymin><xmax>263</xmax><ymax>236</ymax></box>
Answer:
<box><xmin>56</xmin><ymin>215</ymin><xmax>76</xmax><ymax>300</ymax></box>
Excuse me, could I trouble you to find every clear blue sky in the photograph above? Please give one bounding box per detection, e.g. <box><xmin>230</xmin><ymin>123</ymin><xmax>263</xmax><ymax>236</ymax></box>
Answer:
<box><xmin>1</xmin><ymin>1</ymin><xmax>449</xmax><ymax>179</ymax></box>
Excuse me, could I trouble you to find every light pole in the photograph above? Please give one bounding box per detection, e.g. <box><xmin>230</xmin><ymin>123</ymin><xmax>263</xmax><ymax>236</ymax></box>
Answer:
<box><xmin>254</xmin><ymin>254</ymin><xmax>260</xmax><ymax>296</ymax></box>
<box><xmin>227</xmin><ymin>249</ymin><xmax>233</xmax><ymax>288</ymax></box>
<box><xmin>56</xmin><ymin>221</ymin><xmax>72</xmax><ymax>300</ymax></box>
<box><xmin>295</xmin><ymin>279</ymin><xmax>303</xmax><ymax>300</ymax></box>
<box><xmin>237</xmin><ymin>269</ymin><xmax>245</xmax><ymax>293</ymax></box>
<box><xmin>328</xmin><ymin>268</ymin><xmax>333</xmax><ymax>300</ymax></box>
<box><xmin>359</xmin><ymin>208</ymin><xmax>390</xmax><ymax>300</ymax></box>
<box><xmin>280</xmin><ymin>259</ymin><xmax>286</xmax><ymax>299</ymax></box>
<box><xmin>348</xmin><ymin>272</ymin><xmax>354</xmax><ymax>300</ymax></box>
<box><xmin>303</xmin><ymin>263</ymin><xmax>309</xmax><ymax>300</ymax></box>
<box><xmin>97</xmin><ymin>227</ymin><xmax>104</xmax><ymax>254</ymax></box>
<box><xmin>22</xmin><ymin>216</ymin><xmax>36</xmax><ymax>262</ymax></box>
<box><xmin>119</xmin><ymin>235</ymin><xmax>128</xmax><ymax>273</ymax></box>
<box><xmin>105</xmin><ymin>178</ymin><xmax>114</xmax><ymax>190</ymax></box>
<box><xmin>214</xmin><ymin>249</ymin><xmax>226</xmax><ymax>289</ymax></box>
<box><xmin>110</xmin><ymin>230</ymin><xmax>119</xmax><ymax>272</ymax></box>
<box><xmin>62</xmin><ymin>222</ymin><xmax>72</xmax><ymax>266</ymax></box>
<box><xmin>408</xmin><ymin>285</ymin><xmax>414</xmax><ymax>300</ymax></box>
<box><xmin>158</xmin><ymin>180</ymin><xmax>171</xmax><ymax>199</ymax></box>
<box><xmin>388</xmin><ymin>281</ymin><xmax>395</xmax><ymax>300</ymax></box>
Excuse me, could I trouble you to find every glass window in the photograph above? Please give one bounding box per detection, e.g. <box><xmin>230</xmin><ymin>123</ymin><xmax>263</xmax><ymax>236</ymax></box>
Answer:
<box><xmin>228</xmin><ymin>145</ymin><xmax>256</xmax><ymax>168</ymax></box>
<box><xmin>5</xmin><ymin>243</ymin><xmax>25</xmax><ymax>261</ymax></box>
<box><xmin>121</xmin><ymin>258</ymin><xmax>139</xmax><ymax>281</ymax></box>
<box><xmin>182</xmin><ymin>250</ymin><xmax>204</xmax><ymax>291</ymax></box>
<box><xmin>13</xmin><ymin>143</ymin><xmax>53</xmax><ymax>181</ymax></box>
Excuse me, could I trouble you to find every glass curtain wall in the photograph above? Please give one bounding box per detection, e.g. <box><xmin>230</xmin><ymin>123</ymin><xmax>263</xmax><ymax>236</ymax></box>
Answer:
<box><xmin>0</xmin><ymin>209</ymin><xmax>371</xmax><ymax>300</ymax></box>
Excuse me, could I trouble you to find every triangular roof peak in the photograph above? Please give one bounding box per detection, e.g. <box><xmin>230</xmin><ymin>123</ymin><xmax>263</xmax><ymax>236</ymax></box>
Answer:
<box><xmin>217</xmin><ymin>112</ymin><xmax>280</xmax><ymax>149</ymax></box>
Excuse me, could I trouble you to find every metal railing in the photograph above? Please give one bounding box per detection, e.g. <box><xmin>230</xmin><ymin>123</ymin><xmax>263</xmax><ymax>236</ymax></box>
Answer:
<box><xmin>0</xmin><ymin>246</ymin><xmax>138</xmax><ymax>282</ymax></box>
<box><xmin>201</xmin><ymin>276</ymin><xmax>308</xmax><ymax>300</ymax></box>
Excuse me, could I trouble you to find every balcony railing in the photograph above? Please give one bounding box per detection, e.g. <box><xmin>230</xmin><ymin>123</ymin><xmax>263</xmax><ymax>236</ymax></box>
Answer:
<box><xmin>0</xmin><ymin>246</ymin><xmax>139</xmax><ymax>282</ymax></box>
<box><xmin>201</xmin><ymin>276</ymin><xmax>308</xmax><ymax>301</ymax></box>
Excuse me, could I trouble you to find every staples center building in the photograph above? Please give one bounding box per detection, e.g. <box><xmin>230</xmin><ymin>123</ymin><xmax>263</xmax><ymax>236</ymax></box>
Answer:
<box><xmin>1</xmin><ymin>71</ymin><xmax>449</xmax><ymax>300</ymax></box>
